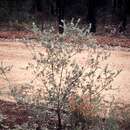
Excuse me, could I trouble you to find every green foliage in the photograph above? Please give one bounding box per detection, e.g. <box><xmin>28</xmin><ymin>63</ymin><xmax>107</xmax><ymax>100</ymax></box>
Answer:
<box><xmin>105</xmin><ymin>117</ymin><xmax>119</xmax><ymax>130</ymax></box>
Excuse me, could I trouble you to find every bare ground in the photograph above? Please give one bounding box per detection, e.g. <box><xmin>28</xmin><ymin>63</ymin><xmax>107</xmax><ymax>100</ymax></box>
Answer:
<box><xmin>0</xmin><ymin>39</ymin><xmax>130</xmax><ymax>103</ymax></box>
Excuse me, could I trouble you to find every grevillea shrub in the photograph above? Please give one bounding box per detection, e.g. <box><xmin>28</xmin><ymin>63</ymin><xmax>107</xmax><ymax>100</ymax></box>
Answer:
<box><xmin>11</xmin><ymin>20</ymin><xmax>121</xmax><ymax>130</ymax></box>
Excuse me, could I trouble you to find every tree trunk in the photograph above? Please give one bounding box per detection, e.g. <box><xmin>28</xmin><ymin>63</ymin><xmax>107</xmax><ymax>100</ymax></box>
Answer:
<box><xmin>87</xmin><ymin>0</ymin><xmax>96</xmax><ymax>32</ymax></box>
<box><xmin>119</xmin><ymin>0</ymin><xmax>128</xmax><ymax>32</ymax></box>
<box><xmin>57</xmin><ymin>108</ymin><xmax>62</xmax><ymax>130</ymax></box>
<box><xmin>112</xmin><ymin>0</ymin><xmax>117</xmax><ymax>13</ymax></box>
<box><xmin>56</xmin><ymin>0</ymin><xmax>65</xmax><ymax>34</ymax></box>
<box><xmin>31</xmin><ymin>0</ymin><xmax>43</xmax><ymax>13</ymax></box>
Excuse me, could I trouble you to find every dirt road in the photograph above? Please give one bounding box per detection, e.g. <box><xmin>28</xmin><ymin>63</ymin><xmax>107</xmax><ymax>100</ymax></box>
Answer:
<box><xmin>0</xmin><ymin>41</ymin><xmax>130</xmax><ymax>104</ymax></box>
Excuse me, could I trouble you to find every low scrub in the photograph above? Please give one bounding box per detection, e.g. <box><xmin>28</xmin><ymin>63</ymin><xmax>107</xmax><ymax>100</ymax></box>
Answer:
<box><xmin>0</xmin><ymin>20</ymin><xmax>125</xmax><ymax>130</ymax></box>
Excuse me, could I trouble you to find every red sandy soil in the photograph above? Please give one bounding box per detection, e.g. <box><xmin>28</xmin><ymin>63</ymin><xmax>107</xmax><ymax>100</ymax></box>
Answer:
<box><xmin>0</xmin><ymin>31</ymin><xmax>130</xmax><ymax>48</ymax></box>
<box><xmin>0</xmin><ymin>100</ymin><xmax>29</xmax><ymax>128</ymax></box>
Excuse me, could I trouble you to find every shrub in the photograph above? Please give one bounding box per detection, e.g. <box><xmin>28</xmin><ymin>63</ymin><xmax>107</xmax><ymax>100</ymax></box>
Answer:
<box><xmin>11</xmin><ymin>20</ymin><xmax>121</xmax><ymax>130</ymax></box>
<box><xmin>0</xmin><ymin>62</ymin><xmax>12</xmax><ymax>129</ymax></box>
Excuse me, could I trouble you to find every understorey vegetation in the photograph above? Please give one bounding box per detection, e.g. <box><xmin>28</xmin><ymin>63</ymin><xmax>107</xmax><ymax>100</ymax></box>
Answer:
<box><xmin>0</xmin><ymin>20</ymin><xmax>130</xmax><ymax>130</ymax></box>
